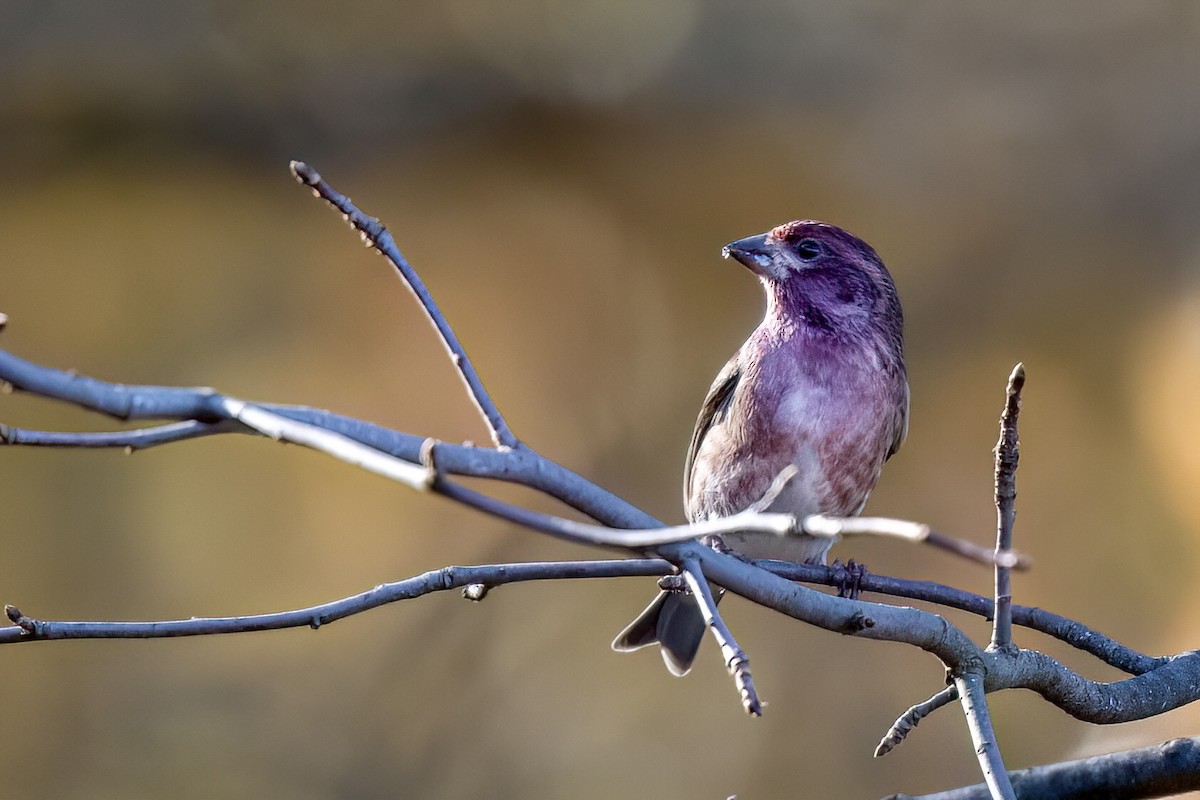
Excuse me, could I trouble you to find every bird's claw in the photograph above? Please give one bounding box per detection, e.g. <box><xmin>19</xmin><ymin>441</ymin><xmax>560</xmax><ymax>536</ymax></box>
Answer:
<box><xmin>832</xmin><ymin>559</ymin><xmax>868</xmax><ymax>599</ymax></box>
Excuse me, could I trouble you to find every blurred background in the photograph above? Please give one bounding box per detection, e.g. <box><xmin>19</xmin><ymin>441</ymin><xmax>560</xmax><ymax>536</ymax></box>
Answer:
<box><xmin>2</xmin><ymin>2</ymin><xmax>1200</xmax><ymax>797</ymax></box>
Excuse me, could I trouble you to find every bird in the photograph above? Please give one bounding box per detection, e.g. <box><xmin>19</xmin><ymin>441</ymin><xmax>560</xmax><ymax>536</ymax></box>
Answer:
<box><xmin>612</xmin><ymin>220</ymin><xmax>909</xmax><ymax>676</ymax></box>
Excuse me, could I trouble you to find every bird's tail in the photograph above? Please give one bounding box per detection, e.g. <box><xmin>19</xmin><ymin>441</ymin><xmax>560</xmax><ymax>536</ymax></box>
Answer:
<box><xmin>611</xmin><ymin>589</ymin><xmax>713</xmax><ymax>676</ymax></box>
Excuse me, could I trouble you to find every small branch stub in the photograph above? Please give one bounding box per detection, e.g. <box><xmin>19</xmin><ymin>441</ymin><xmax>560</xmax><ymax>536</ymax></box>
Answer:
<box><xmin>875</xmin><ymin>685</ymin><xmax>959</xmax><ymax>758</ymax></box>
<box><xmin>990</xmin><ymin>363</ymin><xmax>1024</xmax><ymax>652</ymax></box>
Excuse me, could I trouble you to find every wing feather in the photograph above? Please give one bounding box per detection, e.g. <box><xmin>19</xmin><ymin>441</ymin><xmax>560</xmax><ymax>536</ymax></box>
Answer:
<box><xmin>683</xmin><ymin>359</ymin><xmax>741</xmax><ymax>515</ymax></box>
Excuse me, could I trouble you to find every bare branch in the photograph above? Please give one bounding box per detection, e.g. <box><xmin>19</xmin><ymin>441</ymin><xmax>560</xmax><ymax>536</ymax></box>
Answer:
<box><xmin>0</xmin><ymin>361</ymin><xmax>1170</xmax><ymax>680</ymax></box>
<box><xmin>0</xmin><ymin>559</ymin><xmax>670</xmax><ymax>643</ymax></box>
<box><xmin>990</xmin><ymin>363</ymin><xmax>1024</xmax><ymax>651</ymax></box>
<box><xmin>681</xmin><ymin>558</ymin><xmax>762</xmax><ymax>716</ymax></box>
<box><xmin>290</xmin><ymin>161</ymin><xmax>519</xmax><ymax>450</ymax></box>
<box><xmin>892</xmin><ymin>736</ymin><xmax>1200</xmax><ymax>800</ymax></box>
<box><xmin>954</xmin><ymin>671</ymin><xmax>1015</xmax><ymax>800</ymax></box>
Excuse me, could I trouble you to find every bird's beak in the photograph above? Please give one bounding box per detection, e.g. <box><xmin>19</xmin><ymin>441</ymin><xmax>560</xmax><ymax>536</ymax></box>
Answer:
<box><xmin>722</xmin><ymin>233</ymin><xmax>779</xmax><ymax>279</ymax></box>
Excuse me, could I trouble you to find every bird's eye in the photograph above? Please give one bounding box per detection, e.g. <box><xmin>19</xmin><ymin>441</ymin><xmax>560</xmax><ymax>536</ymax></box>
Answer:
<box><xmin>796</xmin><ymin>239</ymin><xmax>822</xmax><ymax>260</ymax></box>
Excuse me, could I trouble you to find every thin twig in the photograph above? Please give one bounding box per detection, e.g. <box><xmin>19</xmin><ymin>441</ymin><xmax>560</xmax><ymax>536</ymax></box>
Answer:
<box><xmin>990</xmin><ymin>364</ymin><xmax>1024</xmax><ymax>651</ymax></box>
<box><xmin>424</xmin><ymin>474</ymin><xmax>795</xmax><ymax>547</ymax></box>
<box><xmin>806</xmin><ymin>516</ymin><xmax>1027</xmax><ymax>570</ymax></box>
<box><xmin>290</xmin><ymin>160</ymin><xmax>519</xmax><ymax>450</ymax></box>
<box><xmin>875</xmin><ymin>685</ymin><xmax>959</xmax><ymax>757</ymax></box>
<box><xmin>954</xmin><ymin>671</ymin><xmax>1015</xmax><ymax>800</ymax></box>
<box><xmin>926</xmin><ymin>531</ymin><xmax>1029</xmax><ymax>570</ymax></box>
<box><xmin>0</xmin><ymin>420</ymin><xmax>233</xmax><ymax>449</ymax></box>
<box><xmin>0</xmin><ymin>559</ymin><xmax>670</xmax><ymax>643</ymax></box>
<box><xmin>681</xmin><ymin>558</ymin><xmax>762</xmax><ymax>716</ymax></box>
<box><xmin>765</xmin><ymin>467</ymin><xmax>1026</xmax><ymax>568</ymax></box>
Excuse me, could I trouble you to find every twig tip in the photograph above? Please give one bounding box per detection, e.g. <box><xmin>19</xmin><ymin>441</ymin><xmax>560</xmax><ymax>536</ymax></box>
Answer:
<box><xmin>290</xmin><ymin>160</ymin><xmax>320</xmax><ymax>186</ymax></box>
<box><xmin>0</xmin><ymin>311</ymin><xmax>7</xmax><ymax>331</ymax></box>
<box><xmin>1008</xmin><ymin>363</ymin><xmax>1025</xmax><ymax>393</ymax></box>
<box><xmin>4</xmin><ymin>605</ymin><xmax>22</xmax><ymax>624</ymax></box>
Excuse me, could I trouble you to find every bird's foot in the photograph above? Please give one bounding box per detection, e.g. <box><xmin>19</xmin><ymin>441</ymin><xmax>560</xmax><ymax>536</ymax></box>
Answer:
<box><xmin>831</xmin><ymin>559</ymin><xmax>869</xmax><ymax>599</ymax></box>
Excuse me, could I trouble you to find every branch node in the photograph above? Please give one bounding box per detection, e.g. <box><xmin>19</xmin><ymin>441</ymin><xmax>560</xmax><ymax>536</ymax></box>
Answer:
<box><xmin>842</xmin><ymin>610</ymin><xmax>876</xmax><ymax>633</ymax></box>
<box><xmin>310</xmin><ymin>615</ymin><xmax>322</xmax><ymax>630</ymax></box>
<box><xmin>4</xmin><ymin>604</ymin><xmax>37</xmax><ymax>634</ymax></box>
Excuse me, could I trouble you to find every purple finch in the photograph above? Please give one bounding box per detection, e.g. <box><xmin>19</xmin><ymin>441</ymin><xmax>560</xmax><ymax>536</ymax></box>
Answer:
<box><xmin>613</xmin><ymin>220</ymin><xmax>909</xmax><ymax>675</ymax></box>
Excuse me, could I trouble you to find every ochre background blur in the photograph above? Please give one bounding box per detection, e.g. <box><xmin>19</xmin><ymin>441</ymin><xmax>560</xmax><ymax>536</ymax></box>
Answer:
<box><xmin>3</xmin><ymin>3</ymin><xmax>1200</xmax><ymax>798</ymax></box>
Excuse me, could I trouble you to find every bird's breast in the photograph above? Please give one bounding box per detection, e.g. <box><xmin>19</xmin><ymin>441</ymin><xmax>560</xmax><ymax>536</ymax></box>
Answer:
<box><xmin>687</xmin><ymin>339</ymin><xmax>901</xmax><ymax>530</ymax></box>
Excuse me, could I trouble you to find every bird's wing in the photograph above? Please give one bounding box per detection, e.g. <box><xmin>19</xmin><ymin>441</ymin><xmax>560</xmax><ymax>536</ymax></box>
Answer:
<box><xmin>886</xmin><ymin>379</ymin><xmax>910</xmax><ymax>461</ymax></box>
<box><xmin>683</xmin><ymin>358</ymin><xmax>741</xmax><ymax>514</ymax></box>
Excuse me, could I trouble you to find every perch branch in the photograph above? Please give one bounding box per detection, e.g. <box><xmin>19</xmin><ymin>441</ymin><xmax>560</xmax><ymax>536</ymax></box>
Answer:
<box><xmin>761</xmin><ymin>560</ymin><xmax>1164</xmax><ymax>676</ymax></box>
<box><xmin>0</xmin><ymin>352</ymin><xmax>1178</xmax><ymax>679</ymax></box>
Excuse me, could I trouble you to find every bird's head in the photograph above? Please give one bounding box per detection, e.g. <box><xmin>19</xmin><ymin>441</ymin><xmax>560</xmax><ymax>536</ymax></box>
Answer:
<box><xmin>723</xmin><ymin>220</ymin><xmax>902</xmax><ymax>340</ymax></box>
